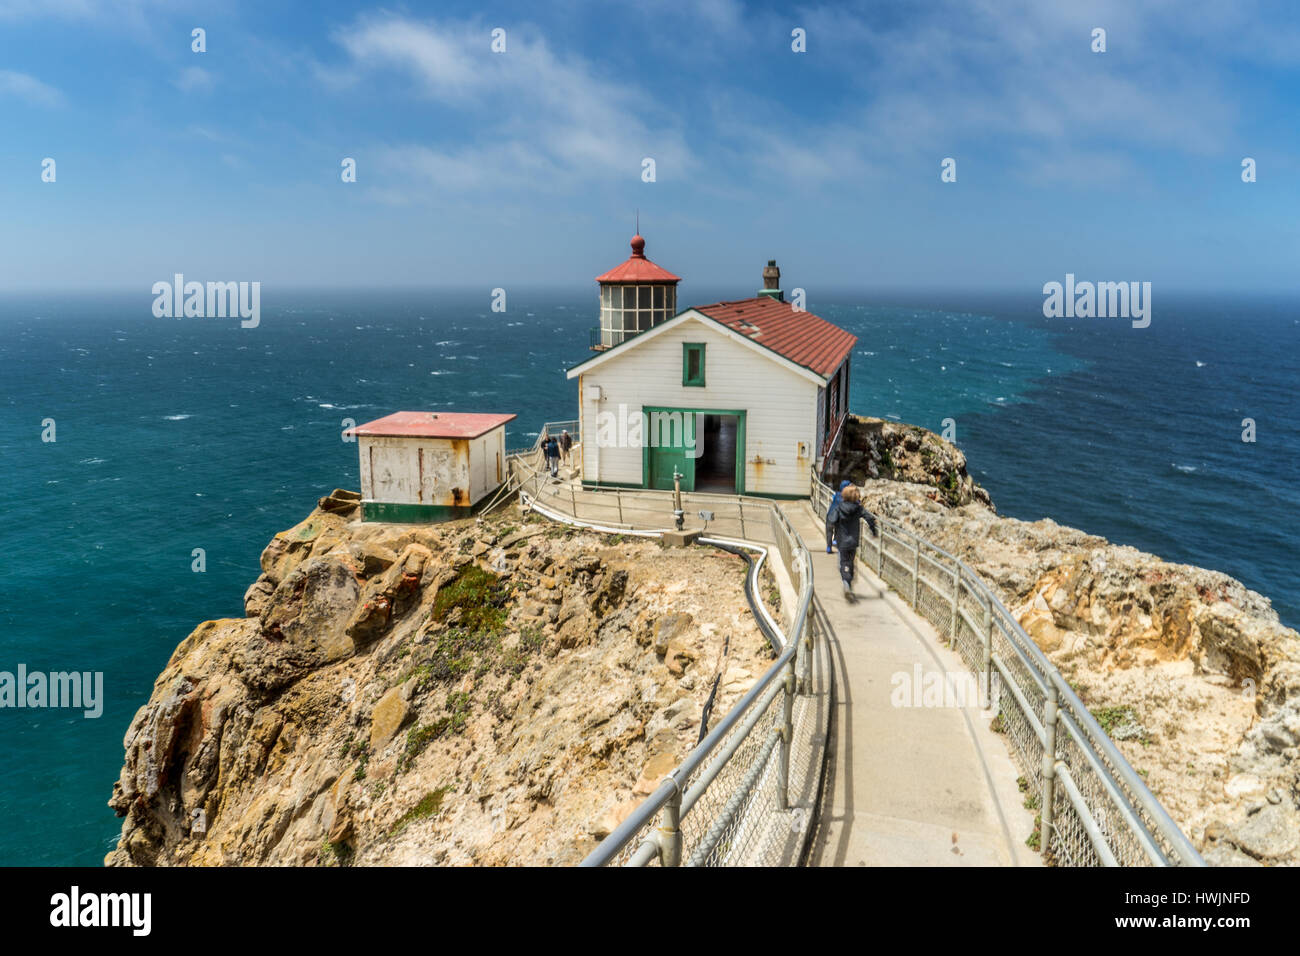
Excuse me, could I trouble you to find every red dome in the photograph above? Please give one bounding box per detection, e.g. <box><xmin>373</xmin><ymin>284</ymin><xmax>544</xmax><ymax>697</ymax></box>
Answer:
<box><xmin>594</xmin><ymin>233</ymin><xmax>681</xmax><ymax>284</ymax></box>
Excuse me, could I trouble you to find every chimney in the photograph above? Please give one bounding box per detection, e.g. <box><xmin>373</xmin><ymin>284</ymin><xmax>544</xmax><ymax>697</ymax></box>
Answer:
<box><xmin>758</xmin><ymin>260</ymin><xmax>783</xmax><ymax>302</ymax></box>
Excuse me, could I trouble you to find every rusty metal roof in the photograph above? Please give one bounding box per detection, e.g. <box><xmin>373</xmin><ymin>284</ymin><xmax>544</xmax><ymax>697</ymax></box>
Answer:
<box><xmin>594</xmin><ymin>234</ymin><xmax>681</xmax><ymax>284</ymax></box>
<box><xmin>347</xmin><ymin>411</ymin><xmax>516</xmax><ymax>439</ymax></box>
<box><xmin>693</xmin><ymin>297</ymin><xmax>857</xmax><ymax>378</ymax></box>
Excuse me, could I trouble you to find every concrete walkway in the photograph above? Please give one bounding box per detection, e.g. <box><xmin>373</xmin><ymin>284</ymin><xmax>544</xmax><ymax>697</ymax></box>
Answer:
<box><xmin>788</xmin><ymin>502</ymin><xmax>1042</xmax><ymax>867</ymax></box>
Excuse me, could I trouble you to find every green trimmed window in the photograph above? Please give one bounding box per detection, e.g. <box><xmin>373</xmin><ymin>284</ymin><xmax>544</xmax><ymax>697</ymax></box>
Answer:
<box><xmin>682</xmin><ymin>343</ymin><xmax>706</xmax><ymax>386</ymax></box>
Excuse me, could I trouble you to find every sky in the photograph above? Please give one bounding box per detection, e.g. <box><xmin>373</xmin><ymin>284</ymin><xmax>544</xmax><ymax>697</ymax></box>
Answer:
<box><xmin>2</xmin><ymin>0</ymin><xmax>1299</xmax><ymax>294</ymax></box>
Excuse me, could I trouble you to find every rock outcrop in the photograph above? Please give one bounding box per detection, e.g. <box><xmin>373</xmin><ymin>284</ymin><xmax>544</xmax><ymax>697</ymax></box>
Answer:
<box><xmin>107</xmin><ymin>492</ymin><xmax>772</xmax><ymax>866</ymax></box>
<box><xmin>834</xmin><ymin>415</ymin><xmax>993</xmax><ymax>509</ymax></box>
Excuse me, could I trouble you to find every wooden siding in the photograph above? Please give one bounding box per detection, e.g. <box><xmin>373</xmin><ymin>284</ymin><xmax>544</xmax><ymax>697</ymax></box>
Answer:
<box><xmin>358</xmin><ymin>426</ymin><xmax>506</xmax><ymax>510</ymax></box>
<box><xmin>577</xmin><ymin>317</ymin><xmax>819</xmax><ymax>496</ymax></box>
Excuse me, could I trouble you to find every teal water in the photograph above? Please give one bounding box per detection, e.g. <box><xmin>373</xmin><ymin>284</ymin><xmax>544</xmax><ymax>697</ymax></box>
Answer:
<box><xmin>0</xmin><ymin>288</ymin><xmax>1295</xmax><ymax>864</ymax></box>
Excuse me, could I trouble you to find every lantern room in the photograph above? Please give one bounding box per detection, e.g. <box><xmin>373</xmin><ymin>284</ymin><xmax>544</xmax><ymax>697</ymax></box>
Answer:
<box><xmin>592</xmin><ymin>233</ymin><xmax>681</xmax><ymax>350</ymax></box>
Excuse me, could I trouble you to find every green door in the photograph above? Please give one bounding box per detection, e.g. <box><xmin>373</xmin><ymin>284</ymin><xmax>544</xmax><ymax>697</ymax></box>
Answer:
<box><xmin>646</xmin><ymin>410</ymin><xmax>695</xmax><ymax>491</ymax></box>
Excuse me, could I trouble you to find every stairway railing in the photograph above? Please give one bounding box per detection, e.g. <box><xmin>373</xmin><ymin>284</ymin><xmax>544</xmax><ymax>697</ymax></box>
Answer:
<box><xmin>812</xmin><ymin>470</ymin><xmax>1204</xmax><ymax>866</ymax></box>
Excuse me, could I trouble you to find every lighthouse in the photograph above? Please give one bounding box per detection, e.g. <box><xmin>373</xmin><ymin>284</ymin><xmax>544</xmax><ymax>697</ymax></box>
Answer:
<box><xmin>568</xmin><ymin>254</ymin><xmax>858</xmax><ymax>495</ymax></box>
<box><xmin>592</xmin><ymin>233</ymin><xmax>681</xmax><ymax>350</ymax></box>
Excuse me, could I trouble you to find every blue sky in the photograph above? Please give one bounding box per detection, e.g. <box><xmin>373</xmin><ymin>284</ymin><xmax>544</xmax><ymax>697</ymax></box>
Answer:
<box><xmin>2</xmin><ymin>0</ymin><xmax>1299</xmax><ymax>293</ymax></box>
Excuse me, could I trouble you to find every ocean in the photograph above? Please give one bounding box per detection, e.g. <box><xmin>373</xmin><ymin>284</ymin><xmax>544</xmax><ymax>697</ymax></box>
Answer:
<box><xmin>1</xmin><ymin>288</ymin><xmax>1295</xmax><ymax>865</ymax></box>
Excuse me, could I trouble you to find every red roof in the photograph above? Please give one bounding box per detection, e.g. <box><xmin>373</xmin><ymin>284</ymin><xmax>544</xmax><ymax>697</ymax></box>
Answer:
<box><xmin>693</xmin><ymin>297</ymin><xmax>857</xmax><ymax>378</ymax></box>
<box><xmin>595</xmin><ymin>234</ymin><xmax>681</xmax><ymax>284</ymax></box>
<box><xmin>347</xmin><ymin>411</ymin><xmax>516</xmax><ymax>439</ymax></box>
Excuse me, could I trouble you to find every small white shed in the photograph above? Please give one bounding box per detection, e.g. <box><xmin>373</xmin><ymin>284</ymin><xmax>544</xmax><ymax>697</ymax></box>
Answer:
<box><xmin>346</xmin><ymin>411</ymin><xmax>516</xmax><ymax>522</ymax></box>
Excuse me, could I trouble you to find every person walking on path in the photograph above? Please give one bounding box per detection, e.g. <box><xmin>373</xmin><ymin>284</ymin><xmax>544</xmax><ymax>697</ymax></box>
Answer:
<box><xmin>826</xmin><ymin>485</ymin><xmax>878</xmax><ymax>596</ymax></box>
<box><xmin>542</xmin><ymin>432</ymin><xmax>561</xmax><ymax>478</ymax></box>
<box><xmin>559</xmin><ymin>429</ymin><xmax>573</xmax><ymax>466</ymax></box>
<box><xmin>826</xmin><ymin>479</ymin><xmax>851</xmax><ymax>552</ymax></box>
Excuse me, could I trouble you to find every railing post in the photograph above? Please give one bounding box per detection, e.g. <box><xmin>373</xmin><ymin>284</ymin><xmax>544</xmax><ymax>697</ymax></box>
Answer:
<box><xmin>981</xmin><ymin>596</ymin><xmax>994</xmax><ymax>709</ymax></box>
<box><xmin>799</xmin><ymin>610</ymin><xmax>813</xmax><ymax>696</ymax></box>
<box><xmin>672</xmin><ymin>468</ymin><xmax>684</xmax><ymax>531</ymax></box>
<box><xmin>617</xmin><ymin>492</ymin><xmax>623</xmax><ymax>525</ymax></box>
<box><xmin>1040</xmin><ymin>683</ymin><xmax>1059</xmax><ymax>858</ymax></box>
<box><xmin>777</xmin><ymin>663</ymin><xmax>795</xmax><ymax>810</ymax></box>
<box><xmin>911</xmin><ymin>537</ymin><xmax>920</xmax><ymax>608</ymax></box>
<box><xmin>876</xmin><ymin>525</ymin><xmax>884</xmax><ymax>576</ymax></box>
<box><xmin>659</xmin><ymin>784</ymin><xmax>683</xmax><ymax>867</ymax></box>
<box><xmin>949</xmin><ymin>563</ymin><xmax>960</xmax><ymax>645</ymax></box>
<box><xmin>570</xmin><ymin>482</ymin><xmax>578</xmax><ymax>517</ymax></box>
<box><xmin>739</xmin><ymin>498</ymin><xmax>745</xmax><ymax>540</ymax></box>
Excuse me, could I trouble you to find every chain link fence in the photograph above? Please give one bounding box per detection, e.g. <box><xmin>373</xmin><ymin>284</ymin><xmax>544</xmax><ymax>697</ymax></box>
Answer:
<box><xmin>501</xmin><ymin>451</ymin><xmax>828</xmax><ymax>868</ymax></box>
<box><xmin>812</xmin><ymin>473</ymin><xmax>1204</xmax><ymax>867</ymax></box>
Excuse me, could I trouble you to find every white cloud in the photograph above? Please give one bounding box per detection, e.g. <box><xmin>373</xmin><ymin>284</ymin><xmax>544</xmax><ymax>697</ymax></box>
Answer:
<box><xmin>0</xmin><ymin>69</ymin><xmax>63</xmax><ymax>106</ymax></box>
<box><xmin>174</xmin><ymin>66</ymin><xmax>214</xmax><ymax>93</ymax></box>
<box><xmin>337</xmin><ymin>16</ymin><xmax>482</xmax><ymax>98</ymax></box>
<box><xmin>331</xmin><ymin>14</ymin><xmax>693</xmax><ymax>197</ymax></box>
<box><xmin>0</xmin><ymin>0</ymin><xmax>97</xmax><ymax>17</ymax></box>
<box><xmin>0</xmin><ymin>0</ymin><xmax>177</xmax><ymax>20</ymax></box>
<box><xmin>1013</xmin><ymin>147</ymin><xmax>1146</xmax><ymax>188</ymax></box>
<box><xmin>797</xmin><ymin>0</ymin><xmax>1240</xmax><ymax>161</ymax></box>
<box><xmin>683</xmin><ymin>0</ymin><xmax>746</xmax><ymax>34</ymax></box>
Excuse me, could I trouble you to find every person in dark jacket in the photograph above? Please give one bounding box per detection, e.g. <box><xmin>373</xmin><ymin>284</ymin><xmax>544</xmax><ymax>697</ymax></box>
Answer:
<box><xmin>826</xmin><ymin>485</ymin><xmax>877</xmax><ymax>595</ymax></box>
<box><xmin>543</xmin><ymin>433</ymin><xmax>560</xmax><ymax>478</ymax></box>
<box><xmin>826</xmin><ymin>479</ymin><xmax>851</xmax><ymax>552</ymax></box>
<box><xmin>559</xmin><ymin>429</ymin><xmax>573</xmax><ymax>465</ymax></box>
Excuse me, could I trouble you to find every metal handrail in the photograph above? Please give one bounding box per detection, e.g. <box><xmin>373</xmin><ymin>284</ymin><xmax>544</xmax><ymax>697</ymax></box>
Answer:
<box><xmin>812</xmin><ymin>470</ymin><xmax>1204</xmax><ymax>866</ymax></box>
<box><xmin>502</xmin><ymin>448</ymin><xmax>820</xmax><ymax>867</ymax></box>
<box><xmin>531</xmin><ymin>420</ymin><xmax>580</xmax><ymax>451</ymax></box>
<box><xmin>820</xmin><ymin>409</ymin><xmax>849</xmax><ymax>467</ymax></box>
<box><xmin>580</xmin><ymin>502</ymin><xmax>815</xmax><ymax>867</ymax></box>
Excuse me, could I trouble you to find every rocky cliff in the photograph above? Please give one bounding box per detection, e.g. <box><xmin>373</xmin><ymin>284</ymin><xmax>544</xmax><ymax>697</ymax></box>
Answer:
<box><xmin>830</xmin><ymin>415</ymin><xmax>1300</xmax><ymax>866</ymax></box>
<box><xmin>107</xmin><ymin>491</ymin><xmax>771</xmax><ymax>866</ymax></box>
<box><xmin>110</xmin><ymin>417</ymin><xmax>1299</xmax><ymax>867</ymax></box>
<box><xmin>834</xmin><ymin>415</ymin><xmax>993</xmax><ymax>509</ymax></box>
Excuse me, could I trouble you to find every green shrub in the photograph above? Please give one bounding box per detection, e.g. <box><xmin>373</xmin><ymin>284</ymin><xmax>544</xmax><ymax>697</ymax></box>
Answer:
<box><xmin>319</xmin><ymin>839</ymin><xmax>354</xmax><ymax>867</ymax></box>
<box><xmin>400</xmin><ymin>720</ymin><xmax>449</xmax><ymax>772</ymax></box>
<box><xmin>399</xmin><ymin>693</ymin><xmax>473</xmax><ymax>772</ymax></box>
<box><xmin>1092</xmin><ymin>705</ymin><xmax>1153</xmax><ymax>745</ymax></box>
<box><xmin>432</xmin><ymin>565</ymin><xmax>508</xmax><ymax>633</ymax></box>
<box><xmin>390</xmin><ymin>786</ymin><xmax>451</xmax><ymax>837</ymax></box>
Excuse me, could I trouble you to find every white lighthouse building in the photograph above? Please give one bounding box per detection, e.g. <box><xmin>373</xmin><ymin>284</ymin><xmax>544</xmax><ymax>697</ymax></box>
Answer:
<box><xmin>567</xmin><ymin>235</ymin><xmax>856</xmax><ymax>498</ymax></box>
